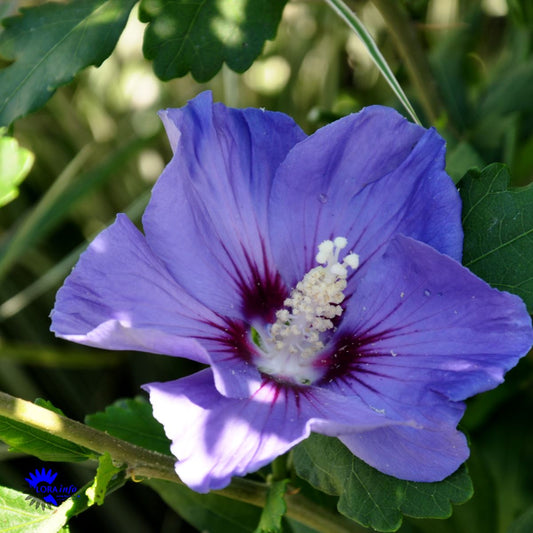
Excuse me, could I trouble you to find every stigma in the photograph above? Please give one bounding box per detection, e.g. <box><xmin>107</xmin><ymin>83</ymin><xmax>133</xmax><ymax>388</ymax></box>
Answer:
<box><xmin>254</xmin><ymin>237</ymin><xmax>359</xmax><ymax>384</ymax></box>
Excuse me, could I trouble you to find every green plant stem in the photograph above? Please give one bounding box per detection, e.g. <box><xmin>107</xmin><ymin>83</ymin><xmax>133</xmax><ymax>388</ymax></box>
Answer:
<box><xmin>271</xmin><ymin>454</ymin><xmax>289</xmax><ymax>481</ymax></box>
<box><xmin>324</xmin><ymin>0</ymin><xmax>421</xmax><ymax>125</ymax></box>
<box><xmin>0</xmin><ymin>391</ymin><xmax>362</xmax><ymax>533</ymax></box>
<box><xmin>370</xmin><ymin>0</ymin><xmax>444</xmax><ymax>125</ymax></box>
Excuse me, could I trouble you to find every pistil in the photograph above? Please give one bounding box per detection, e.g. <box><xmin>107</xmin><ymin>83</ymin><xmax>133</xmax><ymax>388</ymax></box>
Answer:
<box><xmin>254</xmin><ymin>237</ymin><xmax>358</xmax><ymax>384</ymax></box>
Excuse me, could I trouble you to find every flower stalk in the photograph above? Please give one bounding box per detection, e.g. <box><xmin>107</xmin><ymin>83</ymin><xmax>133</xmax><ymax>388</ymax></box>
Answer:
<box><xmin>370</xmin><ymin>0</ymin><xmax>445</xmax><ymax>126</ymax></box>
<box><xmin>0</xmin><ymin>391</ymin><xmax>361</xmax><ymax>533</ymax></box>
<box><xmin>325</xmin><ymin>0</ymin><xmax>422</xmax><ymax>124</ymax></box>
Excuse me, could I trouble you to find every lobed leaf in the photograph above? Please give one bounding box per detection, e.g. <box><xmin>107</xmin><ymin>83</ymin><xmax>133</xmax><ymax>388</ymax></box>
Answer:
<box><xmin>293</xmin><ymin>434</ymin><xmax>472</xmax><ymax>532</ymax></box>
<box><xmin>460</xmin><ymin>163</ymin><xmax>533</xmax><ymax>312</ymax></box>
<box><xmin>85</xmin><ymin>397</ymin><xmax>171</xmax><ymax>456</ymax></box>
<box><xmin>138</xmin><ymin>0</ymin><xmax>287</xmax><ymax>82</ymax></box>
<box><xmin>0</xmin><ymin>0</ymin><xmax>137</xmax><ymax>126</ymax></box>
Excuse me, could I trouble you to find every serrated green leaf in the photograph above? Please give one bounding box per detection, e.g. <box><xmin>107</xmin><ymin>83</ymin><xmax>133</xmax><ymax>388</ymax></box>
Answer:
<box><xmin>459</xmin><ymin>163</ymin><xmax>533</xmax><ymax>312</ymax></box>
<box><xmin>293</xmin><ymin>434</ymin><xmax>472</xmax><ymax>532</ymax></box>
<box><xmin>0</xmin><ymin>414</ymin><xmax>92</xmax><ymax>462</ymax></box>
<box><xmin>139</xmin><ymin>0</ymin><xmax>287</xmax><ymax>82</ymax></box>
<box><xmin>147</xmin><ymin>479</ymin><xmax>261</xmax><ymax>533</ymax></box>
<box><xmin>85</xmin><ymin>397</ymin><xmax>171</xmax><ymax>455</ymax></box>
<box><xmin>0</xmin><ymin>486</ymin><xmax>56</xmax><ymax>533</ymax></box>
<box><xmin>0</xmin><ymin>135</ymin><xmax>33</xmax><ymax>206</ymax></box>
<box><xmin>254</xmin><ymin>479</ymin><xmax>288</xmax><ymax>533</ymax></box>
<box><xmin>0</xmin><ymin>0</ymin><xmax>137</xmax><ymax>126</ymax></box>
<box><xmin>85</xmin><ymin>453</ymin><xmax>122</xmax><ymax>506</ymax></box>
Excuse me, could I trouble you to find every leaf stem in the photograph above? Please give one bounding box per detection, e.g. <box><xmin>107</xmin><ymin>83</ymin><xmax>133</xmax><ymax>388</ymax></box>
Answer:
<box><xmin>324</xmin><ymin>0</ymin><xmax>421</xmax><ymax>124</ymax></box>
<box><xmin>370</xmin><ymin>0</ymin><xmax>445</xmax><ymax>125</ymax></box>
<box><xmin>0</xmin><ymin>392</ymin><xmax>362</xmax><ymax>533</ymax></box>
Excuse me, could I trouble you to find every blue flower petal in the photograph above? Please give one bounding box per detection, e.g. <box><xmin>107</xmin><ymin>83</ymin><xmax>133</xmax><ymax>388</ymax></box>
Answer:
<box><xmin>142</xmin><ymin>92</ymin><xmax>305</xmax><ymax>322</ymax></box>
<box><xmin>51</xmin><ymin>214</ymin><xmax>216</xmax><ymax>363</ymax></box>
<box><xmin>319</xmin><ymin>235</ymin><xmax>532</xmax><ymax>480</ymax></box>
<box><xmin>330</xmin><ymin>235</ymin><xmax>532</xmax><ymax>401</ymax></box>
<box><xmin>269</xmin><ymin>106</ymin><xmax>462</xmax><ymax>288</ymax></box>
<box><xmin>340</xmin><ymin>424</ymin><xmax>469</xmax><ymax>482</ymax></box>
<box><xmin>50</xmin><ymin>214</ymin><xmax>264</xmax><ymax>398</ymax></box>
<box><xmin>144</xmin><ymin>369</ymin><xmax>407</xmax><ymax>492</ymax></box>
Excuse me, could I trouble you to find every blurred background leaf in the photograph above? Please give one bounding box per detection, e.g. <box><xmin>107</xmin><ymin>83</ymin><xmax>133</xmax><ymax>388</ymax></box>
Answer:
<box><xmin>0</xmin><ymin>136</ymin><xmax>34</xmax><ymax>207</ymax></box>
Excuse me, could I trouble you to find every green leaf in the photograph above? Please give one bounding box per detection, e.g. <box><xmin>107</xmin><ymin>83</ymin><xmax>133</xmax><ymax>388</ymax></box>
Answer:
<box><xmin>0</xmin><ymin>135</ymin><xmax>33</xmax><ymax>206</ymax></box>
<box><xmin>147</xmin><ymin>479</ymin><xmax>262</xmax><ymax>533</ymax></box>
<box><xmin>85</xmin><ymin>397</ymin><xmax>171</xmax><ymax>455</ymax></box>
<box><xmin>139</xmin><ymin>0</ymin><xmax>287</xmax><ymax>82</ymax></box>
<box><xmin>0</xmin><ymin>137</ymin><xmax>150</xmax><ymax>284</ymax></box>
<box><xmin>254</xmin><ymin>479</ymin><xmax>288</xmax><ymax>533</ymax></box>
<box><xmin>0</xmin><ymin>465</ymin><xmax>127</xmax><ymax>532</ymax></box>
<box><xmin>0</xmin><ymin>485</ymin><xmax>56</xmax><ymax>533</ymax></box>
<box><xmin>85</xmin><ymin>453</ymin><xmax>122</xmax><ymax>506</ymax></box>
<box><xmin>459</xmin><ymin>163</ymin><xmax>533</xmax><ymax>312</ymax></box>
<box><xmin>293</xmin><ymin>434</ymin><xmax>473</xmax><ymax>532</ymax></box>
<box><xmin>34</xmin><ymin>399</ymin><xmax>66</xmax><ymax>417</ymax></box>
<box><xmin>0</xmin><ymin>0</ymin><xmax>137</xmax><ymax>126</ymax></box>
<box><xmin>0</xmin><ymin>414</ymin><xmax>92</xmax><ymax>462</ymax></box>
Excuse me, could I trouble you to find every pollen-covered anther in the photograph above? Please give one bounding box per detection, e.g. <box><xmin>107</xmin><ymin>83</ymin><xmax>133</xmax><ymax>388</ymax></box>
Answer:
<box><xmin>264</xmin><ymin>237</ymin><xmax>359</xmax><ymax>366</ymax></box>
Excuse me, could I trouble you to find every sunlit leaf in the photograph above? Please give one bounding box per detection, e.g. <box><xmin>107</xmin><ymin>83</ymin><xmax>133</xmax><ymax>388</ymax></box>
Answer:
<box><xmin>0</xmin><ymin>136</ymin><xmax>33</xmax><ymax>206</ymax></box>
<box><xmin>0</xmin><ymin>0</ymin><xmax>137</xmax><ymax>126</ymax></box>
<box><xmin>0</xmin><ymin>415</ymin><xmax>92</xmax><ymax>463</ymax></box>
<box><xmin>139</xmin><ymin>0</ymin><xmax>287</xmax><ymax>82</ymax></box>
<box><xmin>0</xmin><ymin>486</ymin><xmax>56</xmax><ymax>533</ymax></box>
<box><xmin>85</xmin><ymin>453</ymin><xmax>122</xmax><ymax>506</ymax></box>
<box><xmin>85</xmin><ymin>397</ymin><xmax>171</xmax><ymax>456</ymax></box>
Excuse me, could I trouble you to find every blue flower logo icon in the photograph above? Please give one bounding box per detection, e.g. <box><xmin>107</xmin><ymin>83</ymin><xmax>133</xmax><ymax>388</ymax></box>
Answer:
<box><xmin>25</xmin><ymin>468</ymin><xmax>58</xmax><ymax>506</ymax></box>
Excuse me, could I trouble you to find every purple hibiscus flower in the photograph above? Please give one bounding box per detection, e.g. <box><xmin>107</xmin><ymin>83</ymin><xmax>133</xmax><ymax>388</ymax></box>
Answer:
<box><xmin>51</xmin><ymin>92</ymin><xmax>532</xmax><ymax>493</ymax></box>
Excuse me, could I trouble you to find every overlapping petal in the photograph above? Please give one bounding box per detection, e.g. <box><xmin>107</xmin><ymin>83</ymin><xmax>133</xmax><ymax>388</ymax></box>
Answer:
<box><xmin>269</xmin><ymin>106</ymin><xmax>463</xmax><ymax>288</ymax></box>
<box><xmin>50</xmin><ymin>214</ymin><xmax>263</xmax><ymax>396</ymax></box>
<box><xmin>330</xmin><ymin>235</ymin><xmax>532</xmax><ymax>399</ymax></box>
<box><xmin>142</xmin><ymin>92</ymin><xmax>304</xmax><ymax>322</ymax></box>
<box><xmin>145</xmin><ymin>369</ymin><xmax>409</xmax><ymax>493</ymax></box>
<box><xmin>340</xmin><ymin>425</ymin><xmax>469</xmax><ymax>482</ymax></box>
<box><xmin>318</xmin><ymin>235</ymin><xmax>532</xmax><ymax>479</ymax></box>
